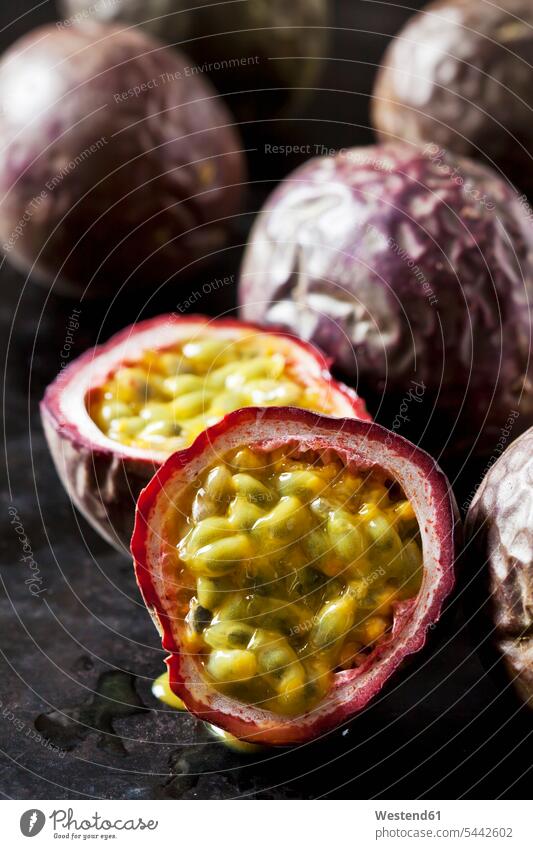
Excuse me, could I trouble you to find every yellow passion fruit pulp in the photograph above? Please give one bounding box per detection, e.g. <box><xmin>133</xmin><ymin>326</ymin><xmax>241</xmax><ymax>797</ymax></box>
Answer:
<box><xmin>167</xmin><ymin>443</ymin><xmax>423</xmax><ymax>717</ymax></box>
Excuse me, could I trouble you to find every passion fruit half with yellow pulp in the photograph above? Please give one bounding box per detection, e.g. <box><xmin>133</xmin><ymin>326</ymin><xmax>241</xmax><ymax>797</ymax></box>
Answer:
<box><xmin>41</xmin><ymin>316</ymin><xmax>368</xmax><ymax>551</ymax></box>
<box><xmin>132</xmin><ymin>407</ymin><xmax>458</xmax><ymax>745</ymax></box>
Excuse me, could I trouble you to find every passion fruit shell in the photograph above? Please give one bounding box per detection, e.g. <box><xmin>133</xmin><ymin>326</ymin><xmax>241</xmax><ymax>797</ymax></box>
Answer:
<box><xmin>58</xmin><ymin>0</ymin><xmax>330</xmax><ymax>123</ymax></box>
<box><xmin>239</xmin><ymin>141</ymin><xmax>533</xmax><ymax>455</ymax></box>
<box><xmin>132</xmin><ymin>407</ymin><xmax>459</xmax><ymax>745</ymax></box>
<box><xmin>372</xmin><ymin>0</ymin><xmax>533</xmax><ymax>198</ymax></box>
<box><xmin>41</xmin><ymin>315</ymin><xmax>369</xmax><ymax>552</ymax></box>
<box><xmin>0</xmin><ymin>22</ymin><xmax>245</xmax><ymax>295</ymax></box>
<box><xmin>466</xmin><ymin>426</ymin><xmax>533</xmax><ymax>706</ymax></box>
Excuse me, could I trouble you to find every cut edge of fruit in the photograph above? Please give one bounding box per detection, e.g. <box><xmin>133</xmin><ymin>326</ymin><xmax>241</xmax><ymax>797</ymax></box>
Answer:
<box><xmin>41</xmin><ymin>314</ymin><xmax>370</xmax><ymax>465</ymax></box>
<box><xmin>132</xmin><ymin>407</ymin><xmax>457</xmax><ymax>745</ymax></box>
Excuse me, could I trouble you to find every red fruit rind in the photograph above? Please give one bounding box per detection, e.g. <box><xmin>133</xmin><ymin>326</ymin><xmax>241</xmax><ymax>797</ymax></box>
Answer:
<box><xmin>41</xmin><ymin>314</ymin><xmax>369</xmax><ymax>551</ymax></box>
<box><xmin>132</xmin><ymin>407</ymin><xmax>458</xmax><ymax>745</ymax></box>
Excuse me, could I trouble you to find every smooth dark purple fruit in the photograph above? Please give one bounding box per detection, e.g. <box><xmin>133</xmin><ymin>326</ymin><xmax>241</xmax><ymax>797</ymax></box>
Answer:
<box><xmin>466</xmin><ymin>427</ymin><xmax>533</xmax><ymax>707</ymax></box>
<box><xmin>372</xmin><ymin>0</ymin><xmax>533</xmax><ymax>197</ymax></box>
<box><xmin>0</xmin><ymin>22</ymin><xmax>245</xmax><ymax>295</ymax></box>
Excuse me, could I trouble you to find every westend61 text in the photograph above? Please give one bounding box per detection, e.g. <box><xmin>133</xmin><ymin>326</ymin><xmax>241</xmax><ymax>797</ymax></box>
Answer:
<box><xmin>375</xmin><ymin>809</ymin><xmax>441</xmax><ymax>821</ymax></box>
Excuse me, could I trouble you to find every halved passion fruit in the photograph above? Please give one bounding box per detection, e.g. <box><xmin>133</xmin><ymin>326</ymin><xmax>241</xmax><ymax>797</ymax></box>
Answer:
<box><xmin>132</xmin><ymin>407</ymin><xmax>458</xmax><ymax>745</ymax></box>
<box><xmin>41</xmin><ymin>315</ymin><xmax>369</xmax><ymax>551</ymax></box>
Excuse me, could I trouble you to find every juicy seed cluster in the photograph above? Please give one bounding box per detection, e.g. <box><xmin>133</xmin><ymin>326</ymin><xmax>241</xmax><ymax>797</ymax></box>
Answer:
<box><xmin>172</xmin><ymin>445</ymin><xmax>423</xmax><ymax>717</ymax></box>
<box><xmin>88</xmin><ymin>334</ymin><xmax>333</xmax><ymax>453</ymax></box>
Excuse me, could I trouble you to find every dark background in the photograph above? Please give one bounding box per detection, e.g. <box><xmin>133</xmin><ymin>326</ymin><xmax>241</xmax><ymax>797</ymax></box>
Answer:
<box><xmin>1</xmin><ymin>0</ymin><xmax>531</xmax><ymax>800</ymax></box>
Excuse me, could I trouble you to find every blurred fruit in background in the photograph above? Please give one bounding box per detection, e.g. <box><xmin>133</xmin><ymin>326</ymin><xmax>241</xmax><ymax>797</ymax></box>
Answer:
<box><xmin>372</xmin><ymin>0</ymin><xmax>533</xmax><ymax>198</ymax></box>
<box><xmin>0</xmin><ymin>21</ymin><xmax>245</xmax><ymax>295</ymax></box>
<box><xmin>466</xmin><ymin>425</ymin><xmax>533</xmax><ymax>707</ymax></box>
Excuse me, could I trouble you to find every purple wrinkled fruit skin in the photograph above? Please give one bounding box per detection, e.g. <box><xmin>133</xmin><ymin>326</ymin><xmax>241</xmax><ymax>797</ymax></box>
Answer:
<box><xmin>0</xmin><ymin>22</ymin><xmax>245</xmax><ymax>295</ymax></box>
<box><xmin>239</xmin><ymin>142</ymin><xmax>533</xmax><ymax>454</ymax></box>
<box><xmin>372</xmin><ymin>0</ymin><xmax>533</xmax><ymax>197</ymax></box>
<box><xmin>466</xmin><ymin>426</ymin><xmax>533</xmax><ymax>706</ymax></box>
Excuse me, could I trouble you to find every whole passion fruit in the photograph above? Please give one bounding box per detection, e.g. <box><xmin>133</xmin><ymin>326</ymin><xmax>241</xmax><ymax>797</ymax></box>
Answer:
<box><xmin>0</xmin><ymin>22</ymin><xmax>244</xmax><ymax>295</ymax></box>
<box><xmin>239</xmin><ymin>142</ymin><xmax>533</xmax><ymax>455</ymax></box>
<box><xmin>58</xmin><ymin>0</ymin><xmax>329</xmax><ymax>121</ymax></box>
<box><xmin>372</xmin><ymin>0</ymin><xmax>533</xmax><ymax>197</ymax></box>
<box><xmin>132</xmin><ymin>406</ymin><xmax>458</xmax><ymax>745</ymax></box>
<box><xmin>41</xmin><ymin>314</ymin><xmax>369</xmax><ymax>551</ymax></box>
<box><xmin>466</xmin><ymin>426</ymin><xmax>533</xmax><ymax>706</ymax></box>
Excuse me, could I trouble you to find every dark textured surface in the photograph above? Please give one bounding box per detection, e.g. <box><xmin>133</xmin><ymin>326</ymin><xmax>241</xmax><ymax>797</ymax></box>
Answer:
<box><xmin>1</xmin><ymin>0</ymin><xmax>532</xmax><ymax>800</ymax></box>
